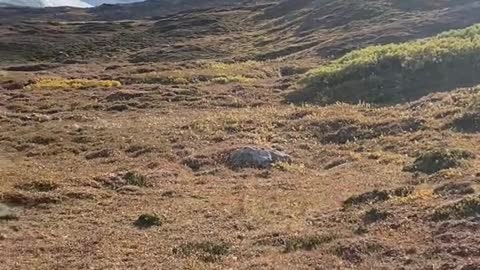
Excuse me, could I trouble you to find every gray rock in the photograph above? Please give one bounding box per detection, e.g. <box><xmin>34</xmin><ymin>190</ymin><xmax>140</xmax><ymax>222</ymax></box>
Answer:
<box><xmin>226</xmin><ymin>147</ymin><xmax>292</xmax><ymax>169</ymax></box>
<box><xmin>0</xmin><ymin>203</ymin><xmax>17</xmax><ymax>221</ymax></box>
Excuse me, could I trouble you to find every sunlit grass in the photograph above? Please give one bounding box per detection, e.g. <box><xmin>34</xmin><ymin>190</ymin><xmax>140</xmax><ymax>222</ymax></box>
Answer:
<box><xmin>290</xmin><ymin>23</ymin><xmax>480</xmax><ymax>104</ymax></box>
<box><xmin>129</xmin><ymin>60</ymin><xmax>277</xmax><ymax>85</ymax></box>
<box><xmin>25</xmin><ymin>78</ymin><xmax>121</xmax><ymax>90</ymax></box>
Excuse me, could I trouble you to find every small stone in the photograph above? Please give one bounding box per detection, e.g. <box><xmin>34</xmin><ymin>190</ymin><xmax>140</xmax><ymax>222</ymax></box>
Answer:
<box><xmin>226</xmin><ymin>146</ymin><xmax>292</xmax><ymax>169</ymax></box>
<box><xmin>72</xmin><ymin>124</ymin><xmax>82</xmax><ymax>132</ymax></box>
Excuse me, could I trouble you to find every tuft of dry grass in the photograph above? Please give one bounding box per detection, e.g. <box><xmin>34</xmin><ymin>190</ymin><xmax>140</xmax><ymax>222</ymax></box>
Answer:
<box><xmin>273</xmin><ymin>162</ymin><xmax>306</xmax><ymax>174</ymax></box>
<box><xmin>392</xmin><ymin>188</ymin><xmax>435</xmax><ymax>205</ymax></box>
<box><xmin>25</xmin><ymin>78</ymin><xmax>121</xmax><ymax>90</ymax></box>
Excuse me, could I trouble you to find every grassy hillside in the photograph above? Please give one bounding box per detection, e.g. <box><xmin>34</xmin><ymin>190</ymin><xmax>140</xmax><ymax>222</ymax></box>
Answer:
<box><xmin>3</xmin><ymin>1</ymin><xmax>480</xmax><ymax>270</ymax></box>
<box><xmin>289</xmin><ymin>24</ymin><xmax>480</xmax><ymax>104</ymax></box>
<box><xmin>2</xmin><ymin>0</ymin><xmax>480</xmax><ymax>63</ymax></box>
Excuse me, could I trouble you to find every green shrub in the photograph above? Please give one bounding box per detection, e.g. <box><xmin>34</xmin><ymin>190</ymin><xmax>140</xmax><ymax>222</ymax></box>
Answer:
<box><xmin>289</xmin><ymin>24</ymin><xmax>480</xmax><ymax>104</ymax></box>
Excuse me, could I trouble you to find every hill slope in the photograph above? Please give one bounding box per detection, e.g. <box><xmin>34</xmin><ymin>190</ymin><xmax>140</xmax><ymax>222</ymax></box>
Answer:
<box><xmin>2</xmin><ymin>1</ymin><xmax>480</xmax><ymax>270</ymax></box>
<box><xmin>1</xmin><ymin>0</ymin><xmax>480</xmax><ymax>63</ymax></box>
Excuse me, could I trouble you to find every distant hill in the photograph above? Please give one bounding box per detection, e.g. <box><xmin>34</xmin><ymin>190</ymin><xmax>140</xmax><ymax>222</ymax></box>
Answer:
<box><xmin>0</xmin><ymin>0</ymin><xmax>92</xmax><ymax>8</ymax></box>
<box><xmin>0</xmin><ymin>0</ymin><xmax>146</xmax><ymax>7</ymax></box>
<box><xmin>0</xmin><ymin>0</ymin><xmax>269</xmax><ymax>20</ymax></box>
<box><xmin>1</xmin><ymin>0</ymin><xmax>480</xmax><ymax>64</ymax></box>
<box><xmin>90</xmin><ymin>0</ymin><xmax>271</xmax><ymax>20</ymax></box>
<box><xmin>0</xmin><ymin>0</ymin><xmax>148</xmax><ymax>8</ymax></box>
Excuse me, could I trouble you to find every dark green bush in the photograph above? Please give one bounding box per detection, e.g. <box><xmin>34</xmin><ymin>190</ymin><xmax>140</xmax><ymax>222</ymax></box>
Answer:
<box><xmin>404</xmin><ymin>149</ymin><xmax>474</xmax><ymax>174</ymax></box>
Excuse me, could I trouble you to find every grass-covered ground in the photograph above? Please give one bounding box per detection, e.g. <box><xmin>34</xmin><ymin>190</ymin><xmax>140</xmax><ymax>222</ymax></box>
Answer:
<box><xmin>2</xmin><ymin>1</ymin><xmax>480</xmax><ymax>269</ymax></box>
<box><xmin>289</xmin><ymin>24</ymin><xmax>480</xmax><ymax>104</ymax></box>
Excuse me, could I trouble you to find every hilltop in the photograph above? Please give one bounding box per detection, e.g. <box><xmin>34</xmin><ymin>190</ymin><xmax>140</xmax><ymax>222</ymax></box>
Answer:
<box><xmin>1</xmin><ymin>1</ymin><xmax>480</xmax><ymax>269</ymax></box>
<box><xmin>0</xmin><ymin>0</ymin><xmax>92</xmax><ymax>8</ymax></box>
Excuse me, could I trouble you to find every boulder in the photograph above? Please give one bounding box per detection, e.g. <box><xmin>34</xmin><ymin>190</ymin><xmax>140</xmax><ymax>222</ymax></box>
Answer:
<box><xmin>226</xmin><ymin>147</ymin><xmax>291</xmax><ymax>169</ymax></box>
<box><xmin>0</xmin><ymin>203</ymin><xmax>17</xmax><ymax>220</ymax></box>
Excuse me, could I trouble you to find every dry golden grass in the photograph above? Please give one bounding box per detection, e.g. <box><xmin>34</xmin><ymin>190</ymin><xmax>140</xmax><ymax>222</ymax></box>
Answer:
<box><xmin>128</xmin><ymin>60</ymin><xmax>278</xmax><ymax>85</ymax></box>
<box><xmin>24</xmin><ymin>78</ymin><xmax>121</xmax><ymax>90</ymax></box>
<box><xmin>392</xmin><ymin>188</ymin><xmax>436</xmax><ymax>205</ymax></box>
<box><xmin>3</xmin><ymin>70</ymin><xmax>480</xmax><ymax>269</ymax></box>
